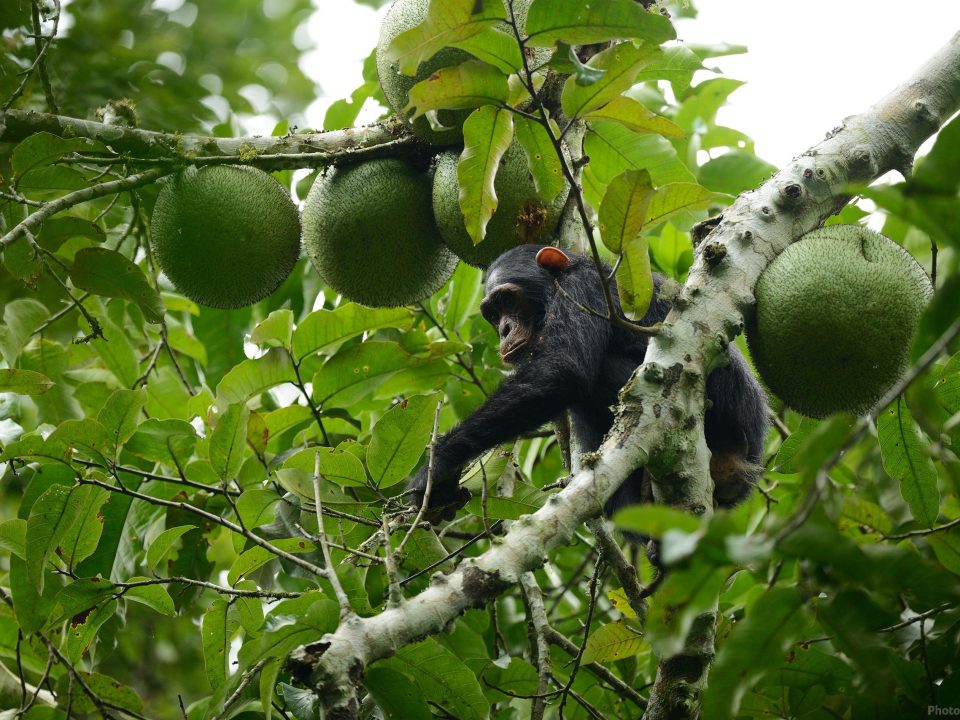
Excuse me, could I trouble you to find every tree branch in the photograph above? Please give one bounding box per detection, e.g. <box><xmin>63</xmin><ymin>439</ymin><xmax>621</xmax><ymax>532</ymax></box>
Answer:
<box><xmin>284</xmin><ymin>30</ymin><xmax>960</xmax><ymax>720</ymax></box>
<box><xmin>0</xmin><ymin>109</ymin><xmax>421</xmax><ymax>169</ymax></box>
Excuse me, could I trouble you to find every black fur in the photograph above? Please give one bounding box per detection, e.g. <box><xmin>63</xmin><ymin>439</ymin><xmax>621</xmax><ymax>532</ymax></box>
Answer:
<box><xmin>408</xmin><ymin>244</ymin><xmax>769</xmax><ymax>521</ymax></box>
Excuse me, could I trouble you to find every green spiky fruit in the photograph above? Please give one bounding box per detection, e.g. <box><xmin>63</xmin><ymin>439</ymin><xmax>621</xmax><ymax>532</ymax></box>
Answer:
<box><xmin>301</xmin><ymin>158</ymin><xmax>459</xmax><ymax>307</ymax></box>
<box><xmin>150</xmin><ymin>165</ymin><xmax>301</xmax><ymax>309</ymax></box>
<box><xmin>746</xmin><ymin>225</ymin><xmax>933</xmax><ymax>418</ymax></box>
<box><xmin>376</xmin><ymin>0</ymin><xmax>536</xmax><ymax>145</ymax></box>
<box><xmin>432</xmin><ymin>141</ymin><xmax>569</xmax><ymax>266</ymax></box>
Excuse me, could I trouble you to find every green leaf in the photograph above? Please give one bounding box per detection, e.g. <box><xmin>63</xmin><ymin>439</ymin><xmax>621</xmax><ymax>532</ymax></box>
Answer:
<box><xmin>282</xmin><ymin>446</ymin><xmax>368</xmax><ymax>489</ymax></box>
<box><xmin>250</xmin><ymin>308</ymin><xmax>294</xmax><ymax>349</ymax></box>
<box><xmin>936</xmin><ymin>352</ymin><xmax>960</xmax><ymax>415</ymax></box>
<box><xmin>582</xmin><ymin>620</ymin><xmax>646</xmax><ymax>664</ymax></box>
<box><xmin>37</xmin><ymin>215</ymin><xmax>106</xmax><ymax>251</ymax></box>
<box><xmin>26</xmin><ymin>483</ymin><xmax>86</xmax><ymax>591</ymax></box>
<box><xmin>12</xmin><ymin>132</ymin><xmax>107</xmax><ymax>177</ymax></box>
<box><xmin>53</xmin><ymin>669</ymin><xmax>141</xmax><ymax>714</ymax></box>
<box><xmin>246</xmin><ymin>410</ymin><xmax>269</xmax><ymax>455</ymax></box>
<box><xmin>0</xmin><ymin>298</ymin><xmax>50</xmax><ymax>366</ymax></box>
<box><xmin>645</xmin><ymin>561</ymin><xmax>727</xmax><ymax>656</ymax></box>
<box><xmin>598</xmin><ymin>168</ymin><xmax>654</xmax><ymax>253</ymax></box>
<box><xmin>124</xmin><ymin>418</ymin><xmax>197</xmax><ymax>467</ymax></box>
<box><xmin>878</xmin><ymin>399</ymin><xmax>939</xmax><ymax>527</ymax></box>
<box><xmin>47</xmin><ymin>418</ymin><xmax>113</xmax><ymax>465</ymax></box>
<box><xmin>236</xmin><ymin>488</ymin><xmax>281</xmax><ymax>528</ymax></box>
<box><xmin>0</xmin><ymin>368</ymin><xmax>54</xmax><ymax>395</ymax></box>
<box><xmin>405</xmin><ymin>60</ymin><xmax>509</xmax><ymax>120</ymax></box>
<box><xmin>58</xmin><ymin>484</ymin><xmax>110</xmax><ymax>569</ymax></box>
<box><xmin>47</xmin><ymin>577</ymin><xmax>116</xmax><ymax>628</ymax></box>
<box><xmin>514</xmin><ymin>115</ymin><xmax>566</xmax><ymax>202</ymax></box>
<box><xmin>383</xmin><ymin>638</ymin><xmax>488</xmax><ymax>720</ymax></box>
<box><xmin>702</xmin><ymin>587</ymin><xmax>807</xmax><ymax>720</ymax></box>
<box><xmin>312</xmin><ymin>341</ymin><xmax>419</xmax><ymax>408</ymax></box>
<box><xmin>209</xmin><ymin>402</ymin><xmax>250</xmax><ymax>482</ymax></box>
<box><xmin>912</xmin><ymin>113</ymin><xmax>960</xmax><ymax>194</ymax></box>
<box><xmin>96</xmin><ymin>387</ymin><xmax>147</xmax><ymax>460</ymax></box>
<box><xmin>464</xmin><ymin>485</ymin><xmax>544</xmax><ymax>520</ymax></box>
<box><xmin>202</xmin><ymin>598</ymin><xmax>238</xmax><ymax>690</ymax></box>
<box><xmin>9</xmin><ymin>556</ymin><xmax>56</xmax><ymax>634</ymax></box>
<box><xmin>616</xmin><ymin>236</ymin><xmax>654</xmax><ymax>321</ymax></box>
<box><xmin>613</xmin><ymin>505</ymin><xmax>700</xmax><ymax>536</ymax></box>
<box><xmin>457</xmin><ymin>105</ymin><xmax>515</xmax><ymax>245</ymax></box>
<box><xmin>0</xmin><ymin>518</ymin><xmax>27</xmax><ymax>560</ymax></box>
<box><xmin>385</xmin><ymin>0</ymin><xmax>505</xmax><ymax>75</ymax></box>
<box><xmin>442</xmin><ymin>263</ymin><xmax>485</xmax><ymax>332</ymax></box>
<box><xmin>451</xmin><ymin>26</ymin><xmax>523</xmax><ymax>74</ymax></box>
<box><xmin>699</xmin><ymin>150</ymin><xmax>777</xmax><ymax>195</ymax></box>
<box><xmin>216</xmin><ymin>348</ymin><xmax>296</xmax><ymax>405</ymax></box>
<box><xmin>929</xmin><ymin>529</ymin><xmax>960</xmax><ymax>575</ymax></box>
<box><xmin>364</xmin><ymin>666</ymin><xmax>432</xmax><ymax>720</ymax></box>
<box><xmin>146</xmin><ymin>525</ymin><xmax>198</xmax><ymax>569</ymax></box>
<box><xmin>70</xmin><ymin>248</ymin><xmax>165</xmax><ymax>324</ymax></box>
<box><xmin>644</xmin><ymin>182</ymin><xmax>722</xmax><ymax>228</ymax></box>
<box><xmin>633</xmin><ymin>45</ymin><xmax>704</xmax><ymax>94</ymax></box>
<box><xmin>227</xmin><ymin>538</ymin><xmax>315</xmax><ymax>585</ymax></box>
<box><xmin>561</xmin><ymin>42</ymin><xmax>660</xmax><ymax>118</ymax></box>
<box><xmin>369</xmin><ymin>394</ymin><xmax>441</xmax><ymax>489</ymax></box>
<box><xmin>674</xmin><ymin>78</ymin><xmax>745</xmax><ymax>132</ymax></box>
<box><xmin>292</xmin><ymin>304</ymin><xmax>411</xmax><ymax>361</ymax></box>
<box><xmin>584</xmin><ymin>95</ymin><xmax>684</xmax><ymax>137</ymax></box>
<box><xmin>526</xmin><ymin>0</ymin><xmax>675</xmax><ymax>47</ymax></box>
<box><xmin>583</xmin><ymin>120</ymin><xmax>695</xmax><ymax>207</ymax></box>
<box><xmin>912</xmin><ymin>274</ymin><xmax>960</xmax><ymax>363</ymax></box>
<box><xmin>551</xmin><ymin>42</ymin><xmax>606</xmax><ymax>84</ymax></box>
<box><xmin>124</xmin><ymin>578</ymin><xmax>176</xmax><ymax>616</ymax></box>
<box><xmin>91</xmin><ymin>314</ymin><xmax>140</xmax><ymax>388</ymax></box>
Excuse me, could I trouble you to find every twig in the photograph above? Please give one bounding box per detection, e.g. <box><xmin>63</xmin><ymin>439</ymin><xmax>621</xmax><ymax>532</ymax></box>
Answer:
<box><xmin>417</xmin><ymin>302</ymin><xmax>488</xmax><ymax>396</ymax></box>
<box><xmin>1</xmin><ymin>167</ymin><xmax>169</xmax><ymax>249</ymax></box>
<box><xmin>3</xmin><ymin>0</ymin><xmax>60</xmax><ymax>112</ymax></box>
<box><xmin>381</xmin><ymin>514</ymin><xmax>402</xmax><ymax>607</ymax></box>
<box><xmin>399</xmin><ymin>521</ymin><xmax>503</xmax><ymax>587</ymax></box>
<box><xmin>558</xmin><ymin>557</ymin><xmax>603</xmax><ymax>718</ymax></box>
<box><xmin>289</xmin><ymin>353</ymin><xmax>330</xmax><ymax>446</ymax></box>
<box><xmin>312</xmin><ymin>450</ymin><xmax>353</xmax><ymax>618</ymax></box>
<box><xmin>885</xmin><ymin>515</ymin><xmax>960</xmax><ymax>540</ymax></box>
<box><xmin>397</xmin><ymin>399</ymin><xmax>444</xmax><ymax>556</ymax></box>
<box><xmin>519</xmin><ymin>573</ymin><xmax>554</xmax><ymax>720</ymax></box>
<box><xmin>115</xmin><ymin>576</ymin><xmax>301</xmax><ymax>599</ymax></box>
<box><xmin>213</xmin><ymin>659</ymin><xmax>268</xmax><ymax>720</ymax></box>
<box><xmin>77</xmin><ymin>473</ymin><xmax>327</xmax><ymax>577</ymax></box>
<box><xmin>587</xmin><ymin>518</ymin><xmax>648</xmax><ymax>620</ymax></box>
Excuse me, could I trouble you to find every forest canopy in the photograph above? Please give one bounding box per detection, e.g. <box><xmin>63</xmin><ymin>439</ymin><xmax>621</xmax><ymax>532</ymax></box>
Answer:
<box><xmin>1</xmin><ymin>1</ymin><xmax>960</xmax><ymax>719</ymax></box>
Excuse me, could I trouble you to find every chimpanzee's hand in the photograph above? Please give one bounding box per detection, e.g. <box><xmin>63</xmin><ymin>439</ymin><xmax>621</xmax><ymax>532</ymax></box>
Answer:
<box><xmin>406</xmin><ymin>456</ymin><xmax>471</xmax><ymax>523</ymax></box>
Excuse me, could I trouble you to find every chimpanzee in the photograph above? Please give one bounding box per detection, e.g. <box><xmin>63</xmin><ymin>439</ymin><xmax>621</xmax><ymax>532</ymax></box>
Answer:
<box><xmin>407</xmin><ymin>244</ymin><xmax>769</xmax><ymax>522</ymax></box>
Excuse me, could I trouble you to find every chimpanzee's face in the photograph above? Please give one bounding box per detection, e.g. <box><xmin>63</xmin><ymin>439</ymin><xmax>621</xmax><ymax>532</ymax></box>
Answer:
<box><xmin>481</xmin><ymin>269</ymin><xmax>535</xmax><ymax>364</ymax></box>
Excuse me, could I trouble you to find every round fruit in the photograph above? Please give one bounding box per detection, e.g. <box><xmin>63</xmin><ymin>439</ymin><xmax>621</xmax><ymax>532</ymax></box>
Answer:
<box><xmin>746</xmin><ymin>225</ymin><xmax>933</xmax><ymax>418</ymax></box>
<box><xmin>432</xmin><ymin>140</ymin><xmax>569</xmax><ymax>266</ymax></box>
<box><xmin>301</xmin><ymin>158</ymin><xmax>459</xmax><ymax>307</ymax></box>
<box><xmin>376</xmin><ymin>0</ymin><xmax>537</xmax><ymax>145</ymax></box>
<box><xmin>150</xmin><ymin>165</ymin><xmax>301</xmax><ymax>309</ymax></box>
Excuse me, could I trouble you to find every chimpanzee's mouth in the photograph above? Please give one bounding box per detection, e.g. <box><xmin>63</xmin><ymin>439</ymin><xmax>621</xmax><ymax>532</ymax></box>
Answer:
<box><xmin>500</xmin><ymin>341</ymin><xmax>527</xmax><ymax>364</ymax></box>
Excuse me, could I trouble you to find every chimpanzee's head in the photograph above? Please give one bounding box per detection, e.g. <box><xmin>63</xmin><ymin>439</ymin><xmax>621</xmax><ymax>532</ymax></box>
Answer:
<box><xmin>480</xmin><ymin>245</ymin><xmax>572</xmax><ymax>364</ymax></box>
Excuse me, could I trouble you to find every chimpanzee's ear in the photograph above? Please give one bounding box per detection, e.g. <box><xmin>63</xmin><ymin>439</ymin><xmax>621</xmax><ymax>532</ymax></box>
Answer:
<box><xmin>535</xmin><ymin>246</ymin><xmax>570</xmax><ymax>273</ymax></box>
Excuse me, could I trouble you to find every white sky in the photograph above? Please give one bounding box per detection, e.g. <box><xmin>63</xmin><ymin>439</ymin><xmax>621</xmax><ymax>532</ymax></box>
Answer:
<box><xmin>301</xmin><ymin>0</ymin><xmax>960</xmax><ymax>166</ymax></box>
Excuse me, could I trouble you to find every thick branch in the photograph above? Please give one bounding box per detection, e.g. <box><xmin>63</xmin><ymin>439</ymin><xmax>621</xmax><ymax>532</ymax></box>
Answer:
<box><xmin>0</xmin><ymin>109</ymin><xmax>421</xmax><ymax>168</ymax></box>
<box><xmin>287</xmin><ymin>31</ymin><xmax>960</xmax><ymax>720</ymax></box>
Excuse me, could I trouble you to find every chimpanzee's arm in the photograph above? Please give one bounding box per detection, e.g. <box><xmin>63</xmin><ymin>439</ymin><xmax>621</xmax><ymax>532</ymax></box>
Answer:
<box><xmin>408</xmin><ymin>263</ymin><xmax>612</xmax><ymax>517</ymax></box>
